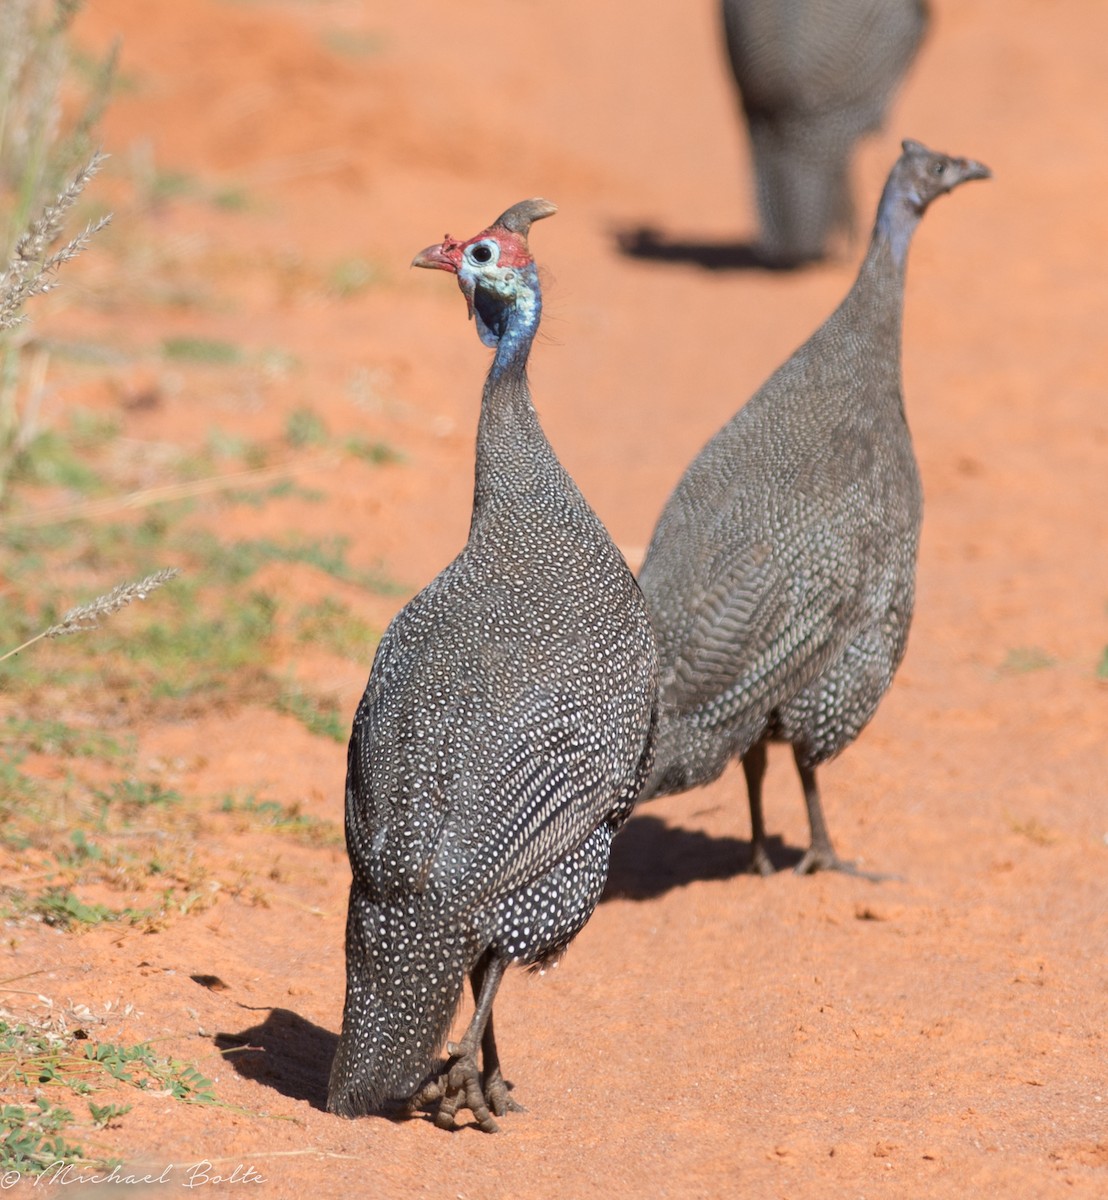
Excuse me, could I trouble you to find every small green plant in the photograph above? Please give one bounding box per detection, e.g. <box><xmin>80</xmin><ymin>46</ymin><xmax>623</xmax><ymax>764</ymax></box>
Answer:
<box><xmin>57</xmin><ymin>829</ymin><xmax>106</xmax><ymax>867</ymax></box>
<box><xmin>0</xmin><ymin>1098</ymin><xmax>86</xmax><ymax>1174</ymax></box>
<box><xmin>220</xmin><ymin>792</ymin><xmax>340</xmax><ymax>846</ymax></box>
<box><xmin>1000</xmin><ymin>646</ymin><xmax>1056</xmax><ymax>674</ymax></box>
<box><xmin>2</xmin><ymin>1021</ymin><xmax>222</xmax><ymax>1102</ymax></box>
<box><xmin>327</xmin><ymin>255</ymin><xmax>381</xmax><ymax>297</ymax></box>
<box><xmin>0</xmin><ymin>1019</ymin><xmax>222</xmax><ymax>1173</ymax></box>
<box><xmin>19</xmin><ymin>886</ymin><xmax>150</xmax><ymax>929</ymax></box>
<box><xmin>88</xmin><ymin>1101</ymin><xmax>131</xmax><ymax>1129</ymax></box>
<box><xmin>274</xmin><ymin>685</ymin><xmax>347</xmax><ymax>742</ymax></box>
<box><xmin>344</xmin><ymin>435</ymin><xmax>401</xmax><ymax>465</ymax></box>
<box><xmin>161</xmin><ymin>335</ymin><xmax>242</xmax><ymax>365</ymax></box>
<box><xmin>145</xmin><ymin>168</ymin><xmax>197</xmax><ymax>205</ymax></box>
<box><xmin>284</xmin><ymin>405</ymin><xmax>328</xmax><ymax>447</ymax></box>
<box><xmin>0</xmin><ymin>752</ymin><xmax>37</xmax><ymax>806</ymax></box>
<box><xmin>292</xmin><ymin>595</ymin><xmax>377</xmax><ymax>657</ymax></box>
<box><xmin>9</xmin><ymin>427</ymin><xmax>103</xmax><ymax>491</ymax></box>
<box><xmin>0</xmin><ymin>717</ymin><xmax>127</xmax><ymax>760</ymax></box>
<box><xmin>94</xmin><ymin>778</ymin><xmax>183</xmax><ymax>813</ymax></box>
<box><xmin>211</xmin><ymin>186</ymin><xmax>251</xmax><ymax>212</ymax></box>
<box><xmin>320</xmin><ymin>29</ymin><xmax>385</xmax><ymax>58</ymax></box>
<box><xmin>1097</xmin><ymin>646</ymin><xmax>1108</xmax><ymax>681</ymax></box>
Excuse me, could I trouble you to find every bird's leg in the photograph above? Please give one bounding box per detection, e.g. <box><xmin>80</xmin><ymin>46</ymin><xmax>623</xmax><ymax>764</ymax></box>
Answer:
<box><xmin>792</xmin><ymin>748</ymin><xmax>892</xmax><ymax>881</ymax></box>
<box><xmin>741</xmin><ymin>742</ymin><xmax>775</xmax><ymax>876</ymax></box>
<box><xmin>409</xmin><ymin>951</ymin><xmax>510</xmax><ymax>1132</ymax></box>
<box><xmin>472</xmin><ymin>958</ymin><xmax>525</xmax><ymax>1119</ymax></box>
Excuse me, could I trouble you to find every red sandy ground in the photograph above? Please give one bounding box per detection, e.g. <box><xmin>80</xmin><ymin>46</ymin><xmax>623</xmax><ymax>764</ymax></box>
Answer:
<box><xmin>2</xmin><ymin>0</ymin><xmax>1106</xmax><ymax>1195</ymax></box>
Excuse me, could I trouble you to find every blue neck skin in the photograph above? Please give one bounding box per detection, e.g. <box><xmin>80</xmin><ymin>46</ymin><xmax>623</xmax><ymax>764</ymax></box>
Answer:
<box><xmin>471</xmin><ymin>261</ymin><xmax>542</xmax><ymax>381</ymax></box>
<box><xmin>874</xmin><ymin>178</ymin><xmax>923</xmax><ymax>271</ymax></box>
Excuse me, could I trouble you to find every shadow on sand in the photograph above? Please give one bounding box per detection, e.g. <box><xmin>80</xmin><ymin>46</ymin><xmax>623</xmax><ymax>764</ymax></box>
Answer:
<box><xmin>613</xmin><ymin>226</ymin><xmax>809</xmax><ymax>272</ymax></box>
<box><xmin>216</xmin><ymin>1007</ymin><xmax>336</xmax><ymax>1111</ymax></box>
<box><xmin>213</xmin><ymin>816</ymin><xmax>802</xmax><ymax>1107</ymax></box>
<box><xmin>602</xmin><ymin>811</ymin><xmax>803</xmax><ymax>901</ymax></box>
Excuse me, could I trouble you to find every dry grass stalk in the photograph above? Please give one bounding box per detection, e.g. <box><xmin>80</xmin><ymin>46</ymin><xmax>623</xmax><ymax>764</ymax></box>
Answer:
<box><xmin>0</xmin><ymin>567</ymin><xmax>181</xmax><ymax>664</ymax></box>
<box><xmin>0</xmin><ymin>0</ymin><xmax>116</xmax><ymax>500</ymax></box>
<box><xmin>7</xmin><ymin>452</ymin><xmax>341</xmax><ymax>527</ymax></box>
<box><xmin>0</xmin><ymin>152</ymin><xmax>111</xmax><ymax>332</ymax></box>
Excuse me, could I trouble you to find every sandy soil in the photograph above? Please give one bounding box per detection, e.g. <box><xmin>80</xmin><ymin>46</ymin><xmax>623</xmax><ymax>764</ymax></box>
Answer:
<box><xmin>2</xmin><ymin>0</ymin><xmax>1106</xmax><ymax>1195</ymax></box>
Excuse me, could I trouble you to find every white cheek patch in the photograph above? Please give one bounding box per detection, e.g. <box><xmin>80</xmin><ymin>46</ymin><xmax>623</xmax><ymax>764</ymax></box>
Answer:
<box><xmin>511</xmin><ymin>276</ymin><xmax>537</xmax><ymax>326</ymax></box>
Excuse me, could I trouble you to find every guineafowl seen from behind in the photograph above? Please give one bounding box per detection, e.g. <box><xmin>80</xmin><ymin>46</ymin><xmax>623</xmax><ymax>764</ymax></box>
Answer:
<box><xmin>638</xmin><ymin>140</ymin><xmax>989</xmax><ymax>876</ymax></box>
<box><xmin>721</xmin><ymin>0</ymin><xmax>930</xmax><ymax>266</ymax></box>
<box><xmin>327</xmin><ymin>199</ymin><xmax>659</xmax><ymax>1131</ymax></box>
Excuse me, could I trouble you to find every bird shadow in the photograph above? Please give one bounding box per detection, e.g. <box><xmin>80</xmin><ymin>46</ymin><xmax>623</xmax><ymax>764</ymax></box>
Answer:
<box><xmin>613</xmin><ymin>225</ymin><xmax>807</xmax><ymax>273</ymax></box>
<box><xmin>602</xmin><ymin>812</ymin><xmax>803</xmax><ymax>902</ymax></box>
<box><xmin>215</xmin><ymin>1007</ymin><xmax>336</xmax><ymax>1111</ymax></box>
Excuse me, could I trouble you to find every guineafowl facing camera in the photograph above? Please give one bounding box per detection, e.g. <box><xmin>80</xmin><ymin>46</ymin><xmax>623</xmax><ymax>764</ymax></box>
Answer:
<box><xmin>327</xmin><ymin>201</ymin><xmax>659</xmax><ymax>1132</ymax></box>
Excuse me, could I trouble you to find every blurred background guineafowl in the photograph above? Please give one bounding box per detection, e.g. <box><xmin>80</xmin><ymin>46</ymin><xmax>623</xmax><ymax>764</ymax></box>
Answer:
<box><xmin>721</xmin><ymin>0</ymin><xmax>930</xmax><ymax>266</ymax></box>
<box><xmin>637</xmin><ymin>140</ymin><xmax>989</xmax><ymax>876</ymax></box>
<box><xmin>327</xmin><ymin>200</ymin><xmax>659</xmax><ymax>1131</ymax></box>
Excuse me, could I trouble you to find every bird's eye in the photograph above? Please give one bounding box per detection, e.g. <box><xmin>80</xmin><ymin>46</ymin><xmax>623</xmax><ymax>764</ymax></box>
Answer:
<box><xmin>469</xmin><ymin>242</ymin><xmax>495</xmax><ymax>264</ymax></box>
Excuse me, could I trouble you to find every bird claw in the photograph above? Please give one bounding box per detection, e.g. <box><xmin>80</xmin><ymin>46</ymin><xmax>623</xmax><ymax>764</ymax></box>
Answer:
<box><xmin>483</xmin><ymin>1066</ymin><xmax>526</xmax><ymax>1116</ymax></box>
<box><xmin>409</xmin><ymin>1051</ymin><xmax>510</xmax><ymax>1133</ymax></box>
<box><xmin>747</xmin><ymin>844</ymin><xmax>776</xmax><ymax>877</ymax></box>
<box><xmin>794</xmin><ymin>846</ymin><xmax>896</xmax><ymax>882</ymax></box>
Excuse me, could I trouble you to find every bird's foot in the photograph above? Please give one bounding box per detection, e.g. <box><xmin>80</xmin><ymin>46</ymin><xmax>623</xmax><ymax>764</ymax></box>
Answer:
<box><xmin>747</xmin><ymin>843</ymin><xmax>776</xmax><ymax>877</ymax></box>
<box><xmin>483</xmin><ymin>1065</ymin><xmax>525</xmax><ymax>1117</ymax></box>
<box><xmin>407</xmin><ymin>1044</ymin><xmax>508</xmax><ymax>1133</ymax></box>
<box><xmin>794</xmin><ymin>845</ymin><xmax>898</xmax><ymax>882</ymax></box>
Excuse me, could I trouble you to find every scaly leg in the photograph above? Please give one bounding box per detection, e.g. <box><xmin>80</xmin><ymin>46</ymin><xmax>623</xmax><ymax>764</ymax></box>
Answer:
<box><xmin>473</xmin><ymin>957</ymin><xmax>524</xmax><ymax>1119</ymax></box>
<box><xmin>408</xmin><ymin>950</ymin><xmax>511</xmax><ymax>1132</ymax></box>
<box><xmin>741</xmin><ymin>741</ymin><xmax>775</xmax><ymax>876</ymax></box>
<box><xmin>792</xmin><ymin>748</ymin><xmax>892</xmax><ymax>881</ymax></box>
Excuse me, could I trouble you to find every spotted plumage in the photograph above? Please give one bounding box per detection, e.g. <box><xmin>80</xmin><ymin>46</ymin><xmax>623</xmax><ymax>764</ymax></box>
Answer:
<box><xmin>638</xmin><ymin>141</ymin><xmax>989</xmax><ymax>875</ymax></box>
<box><xmin>722</xmin><ymin>0</ymin><xmax>929</xmax><ymax>265</ymax></box>
<box><xmin>327</xmin><ymin>199</ymin><xmax>658</xmax><ymax>1130</ymax></box>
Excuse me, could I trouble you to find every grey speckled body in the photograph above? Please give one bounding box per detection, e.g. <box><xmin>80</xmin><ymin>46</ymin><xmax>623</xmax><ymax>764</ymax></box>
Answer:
<box><xmin>327</xmin><ymin>200</ymin><xmax>658</xmax><ymax>1129</ymax></box>
<box><xmin>722</xmin><ymin>0</ymin><xmax>929</xmax><ymax>265</ymax></box>
<box><xmin>639</xmin><ymin>141</ymin><xmax>989</xmax><ymax>876</ymax></box>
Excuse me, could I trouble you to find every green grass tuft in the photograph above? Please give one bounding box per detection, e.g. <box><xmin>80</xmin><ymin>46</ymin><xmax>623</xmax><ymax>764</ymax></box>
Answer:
<box><xmin>292</xmin><ymin>595</ymin><xmax>377</xmax><ymax>657</ymax></box>
<box><xmin>284</xmin><ymin>405</ymin><xmax>328</xmax><ymax>447</ymax></box>
<box><xmin>274</xmin><ymin>686</ymin><xmax>347</xmax><ymax>743</ymax></box>
<box><xmin>327</xmin><ymin>256</ymin><xmax>382</xmax><ymax>297</ymax></box>
<box><xmin>1000</xmin><ymin>647</ymin><xmax>1056</xmax><ymax>674</ymax></box>
<box><xmin>161</xmin><ymin>336</ymin><xmax>243</xmax><ymax>365</ymax></box>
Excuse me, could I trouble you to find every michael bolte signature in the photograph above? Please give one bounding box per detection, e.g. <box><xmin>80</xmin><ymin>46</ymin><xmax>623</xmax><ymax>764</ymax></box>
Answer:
<box><xmin>1</xmin><ymin>1161</ymin><xmax>266</xmax><ymax>1188</ymax></box>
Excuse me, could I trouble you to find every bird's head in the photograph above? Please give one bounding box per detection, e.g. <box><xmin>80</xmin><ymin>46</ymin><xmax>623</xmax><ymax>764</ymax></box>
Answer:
<box><xmin>412</xmin><ymin>198</ymin><xmax>556</xmax><ymax>347</ymax></box>
<box><xmin>895</xmin><ymin>139</ymin><xmax>991</xmax><ymax>215</ymax></box>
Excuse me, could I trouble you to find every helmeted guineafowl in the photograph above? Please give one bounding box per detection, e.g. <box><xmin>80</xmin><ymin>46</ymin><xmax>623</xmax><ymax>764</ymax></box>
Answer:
<box><xmin>721</xmin><ymin>0</ymin><xmax>930</xmax><ymax>266</ymax></box>
<box><xmin>638</xmin><ymin>140</ymin><xmax>989</xmax><ymax>876</ymax></box>
<box><xmin>327</xmin><ymin>200</ymin><xmax>659</xmax><ymax>1131</ymax></box>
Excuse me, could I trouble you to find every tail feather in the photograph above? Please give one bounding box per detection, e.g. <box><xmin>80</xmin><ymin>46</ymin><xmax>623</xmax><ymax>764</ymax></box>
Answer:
<box><xmin>327</xmin><ymin>890</ymin><xmax>478</xmax><ymax>1116</ymax></box>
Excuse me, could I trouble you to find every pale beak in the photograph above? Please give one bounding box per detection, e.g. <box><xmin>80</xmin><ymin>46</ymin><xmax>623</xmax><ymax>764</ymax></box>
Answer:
<box><xmin>411</xmin><ymin>243</ymin><xmax>457</xmax><ymax>272</ymax></box>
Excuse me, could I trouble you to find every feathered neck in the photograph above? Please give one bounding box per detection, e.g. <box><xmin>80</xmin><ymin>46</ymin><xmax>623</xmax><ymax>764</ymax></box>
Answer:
<box><xmin>873</xmin><ymin>169</ymin><xmax>924</xmax><ymax>274</ymax></box>
<box><xmin>469</xmin><ymin>262</ymin><xmax>554</xmax><ymax>527</ymax></box>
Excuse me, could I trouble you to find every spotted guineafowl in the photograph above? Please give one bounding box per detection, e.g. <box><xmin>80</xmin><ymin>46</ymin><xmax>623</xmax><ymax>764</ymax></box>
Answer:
<box><xmin>721</xmin><ymin>0</ymin><xmax>929</xmax><ymax>266</ymax></box>
<box><xmin>327</xmin><ymin>200</ymin><xmax>658</xmax><ymax>1131</ymax></box>
<box><xmin>638</xmin><ymin>140</ymin><xmax>989</xmax><ymax>876</ymax></box>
